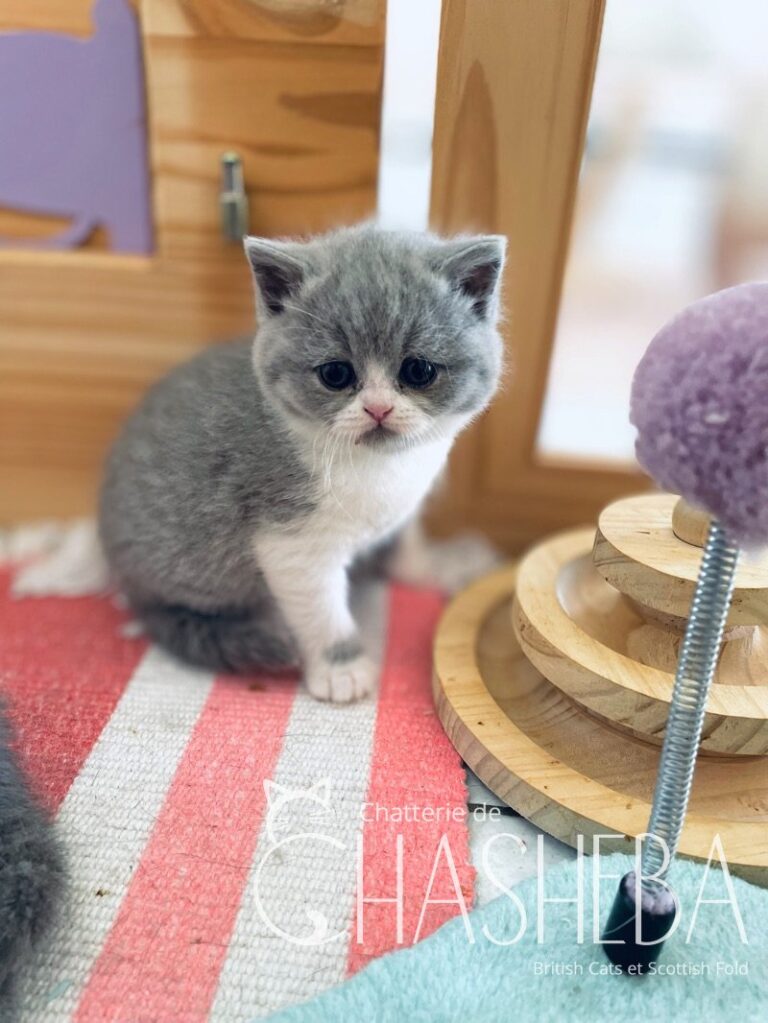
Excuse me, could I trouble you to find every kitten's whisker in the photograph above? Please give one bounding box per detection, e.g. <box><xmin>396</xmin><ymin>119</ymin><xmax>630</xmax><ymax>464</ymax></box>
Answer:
<box><xmin>281</xmin><ymin>303</ymin><xmax>336</xmax><ymax>331</ymax></box>
<box><xmin>322</xmin><ymin>431</ymin><xmax>336</xmax><ymax>494</ymax></box>
<box><xmin>343</xmin><ymin>430</ymin><xmax>357</xmax><ymax>478</ymax></box>
<box><xmin>325</xmin><ymin>431</ymin><xmax>354</xmax><ymax>518</ymax></box>
<box><xmin>309</xmin><ymin>428</ymin><xmax>324</xmax><ymax>480</ymax></box>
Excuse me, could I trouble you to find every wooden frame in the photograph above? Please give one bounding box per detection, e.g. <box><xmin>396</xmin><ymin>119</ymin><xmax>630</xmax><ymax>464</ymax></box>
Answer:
<box><xmin>428</xmin><ymin>0</ymin><xmax>649</xmax><ymax>553</ymax></box>
<box><xmin>4</xmin><ymin>0</ymin><xmax>647</xmax><ymax>541</ymax></box>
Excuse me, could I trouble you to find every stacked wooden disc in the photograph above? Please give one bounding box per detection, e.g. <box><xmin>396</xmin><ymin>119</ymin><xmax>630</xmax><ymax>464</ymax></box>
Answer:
<box><xmin>433</xmin><ymin>493</ymin><xmax>768</xmax><ymax>884</ymax></box>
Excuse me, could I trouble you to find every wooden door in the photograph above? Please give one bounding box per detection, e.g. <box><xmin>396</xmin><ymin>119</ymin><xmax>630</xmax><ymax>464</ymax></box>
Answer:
<box><xmin>0</xmin><ymin>0</ymin><xmax>386</xmax><ymax>522</ymax></box>
<box><xmin>427</xmin><ymin>0</ymin><xmax>649</xmax><ymax>553</ymax></box>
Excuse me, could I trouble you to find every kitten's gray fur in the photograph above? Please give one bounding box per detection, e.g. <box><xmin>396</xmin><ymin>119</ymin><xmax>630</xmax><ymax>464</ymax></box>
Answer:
<box><xmin>99</xmin><ymin>225</ymin><xmax>505</xmax><ymax>692</ymax></box>
<box><xmin>0</xmin><ymin>705</ymin><xmax>65</xmax><ymax>1015</ymax></box>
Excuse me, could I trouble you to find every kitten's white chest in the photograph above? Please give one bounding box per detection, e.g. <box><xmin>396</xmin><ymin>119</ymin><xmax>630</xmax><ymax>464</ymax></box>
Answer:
<box><xmin>311</xmin><ymin>438</ymin><xmax>451</xmax><ymax>552</ymax></box>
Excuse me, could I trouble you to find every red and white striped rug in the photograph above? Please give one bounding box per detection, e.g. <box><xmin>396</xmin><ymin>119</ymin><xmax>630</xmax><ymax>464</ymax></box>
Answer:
<box><xmin>0</xmin><ymin>527</ymin><xmax>474</xmax><ymax>1022</ymax></box>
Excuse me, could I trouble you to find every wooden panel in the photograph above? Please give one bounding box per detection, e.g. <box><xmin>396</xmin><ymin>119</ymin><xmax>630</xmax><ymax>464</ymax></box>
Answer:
<box><xmin>147</xmin><ymin>32</ymin><xmax>381</xmax><ymax>252</ymax></box>
<box><xmin>143</xmin><ymin>0</ymin><xmax>383</xmax><ymax>45</ymax></box>
<box><xmin>427</xmin><ymin>0</ymin><xmax>648</xmax><ymax>553</ymax></box>
<box><xmin>0</xmin><ymin>0</ymin><xmax>386</xmax><ymax>523</ymax></box>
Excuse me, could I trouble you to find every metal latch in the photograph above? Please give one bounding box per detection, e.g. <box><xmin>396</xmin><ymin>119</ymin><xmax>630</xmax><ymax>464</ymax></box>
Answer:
<box><xmin>220</xmin><ymin>152</ymin><xmax>249</xmax><ymax>242</ymax></box>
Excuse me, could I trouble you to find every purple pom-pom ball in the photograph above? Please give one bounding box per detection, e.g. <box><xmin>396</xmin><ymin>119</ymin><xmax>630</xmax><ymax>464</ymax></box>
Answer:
<box><xmin>631</xmin><ymin>282</ymin><xmax>768</xmax><ymax>548</ymax></box>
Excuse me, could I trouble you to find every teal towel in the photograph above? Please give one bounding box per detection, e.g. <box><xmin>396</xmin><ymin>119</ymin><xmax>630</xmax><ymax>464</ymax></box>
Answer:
<box><xmin>268</xmin><ymin>854</ymin><xmax>767</xmax><ymax>1022</ymax></box>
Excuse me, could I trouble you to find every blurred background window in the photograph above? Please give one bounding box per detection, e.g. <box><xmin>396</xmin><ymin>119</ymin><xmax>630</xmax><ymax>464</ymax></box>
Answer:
<box><xmin>539</xmin><ymin>0</ymin><xmax>768</xmax><ymax>464</ymax></box>
<box><xmin>378</xmin><ymin>0</ymin><xmax>440</xmax><ymax>232</ymax></box>
<box><xmin>380</xmin><ymin>0</ymin><xmax>768</xmax><ymax>467</ymax></box>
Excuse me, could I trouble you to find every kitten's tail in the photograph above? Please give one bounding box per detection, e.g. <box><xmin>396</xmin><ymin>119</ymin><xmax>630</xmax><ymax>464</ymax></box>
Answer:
<box><xmin>135</xmin><ymin>602</ymin><xmax>297</xmax><ymax>673</ymax></box>
<box><xmin>0</xmin><ymin>704</ymin><xmax>65</xmax><ymax>1011</ymax></box>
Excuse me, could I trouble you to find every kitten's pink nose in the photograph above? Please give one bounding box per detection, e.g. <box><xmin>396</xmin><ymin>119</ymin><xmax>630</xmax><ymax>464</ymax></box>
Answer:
<box><xmin>364</xmin><ymin>403</ymin><xmax>394</xmax><ymax>425</ymax></box>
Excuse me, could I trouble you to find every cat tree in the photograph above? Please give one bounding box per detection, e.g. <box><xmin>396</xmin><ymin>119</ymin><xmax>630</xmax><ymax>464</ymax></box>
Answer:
<box><xmin>433</xmin><ymin>491</ymin><xmax>768</xmax><ymax>885</ymax></box>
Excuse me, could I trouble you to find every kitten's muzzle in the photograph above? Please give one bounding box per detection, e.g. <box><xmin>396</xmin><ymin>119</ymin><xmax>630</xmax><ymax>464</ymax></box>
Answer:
<box><xmin>356</xmin><ymin>423</ymin><xmax>399</xmax><ymax>446</ymax></box>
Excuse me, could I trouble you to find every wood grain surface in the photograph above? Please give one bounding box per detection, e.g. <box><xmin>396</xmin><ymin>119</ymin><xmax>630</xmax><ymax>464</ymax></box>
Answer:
<box><xmin>426</xmin><ymin>0</ymin><xmax>650</xmax><ymax>552</ymax></box>
<box><xmin>433</xmin><ymin>565</ymin><xmax>768</xmax><ymax>885</ymax></box>
<box><xmin>512</xmin><ymin>527</ymin><xmax>768</xmax><ymax>755</ymax></box>
<box><xmin>594</xmin><ymin>494</ymin><xmax>768</xmax><ymax>626</ymax></box>
<box><xmin>672</xmin><ymin>497</ymin><xmax>712</xmax><ymax>548</ymax></box>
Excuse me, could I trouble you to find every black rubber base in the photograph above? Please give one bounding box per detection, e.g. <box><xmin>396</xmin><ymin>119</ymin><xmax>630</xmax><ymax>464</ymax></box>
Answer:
<box><xmin>601</xmin><ymin>872</ymin><xmax>679</xmax><ymax>975</ymax></box>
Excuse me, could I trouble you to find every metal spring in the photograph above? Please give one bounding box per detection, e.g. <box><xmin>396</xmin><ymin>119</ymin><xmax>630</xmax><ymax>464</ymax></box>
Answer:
<box><xmin>641</xmin><ymin>520</ymin><xmax>740</xmax><ymax>881</ymax></box>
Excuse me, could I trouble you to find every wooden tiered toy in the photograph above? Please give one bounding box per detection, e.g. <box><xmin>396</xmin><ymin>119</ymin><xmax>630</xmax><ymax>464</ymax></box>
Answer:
<box><xmin>433</xmin><ymin>492</ymin><xmax>768</xmax><ymax>884</ymax></box>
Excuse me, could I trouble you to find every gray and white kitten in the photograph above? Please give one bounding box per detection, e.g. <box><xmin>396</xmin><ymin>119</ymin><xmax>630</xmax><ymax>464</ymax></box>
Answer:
<box><xmin>99</xmin><ymin>225</ymin><xmax>506</xmax><ymax>702</ymax></box>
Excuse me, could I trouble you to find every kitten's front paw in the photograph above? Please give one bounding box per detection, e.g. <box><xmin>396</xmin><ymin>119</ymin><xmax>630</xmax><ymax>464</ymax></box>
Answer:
<box><xmin>305</xmin><ymin>655</ymin><xmax>378</xmax><ymax>703</ymax></box>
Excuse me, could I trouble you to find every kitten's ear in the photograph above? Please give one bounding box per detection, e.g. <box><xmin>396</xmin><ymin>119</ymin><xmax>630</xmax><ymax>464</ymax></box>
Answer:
<box><xmin>431</xmin><ymin>235</ymin><xmax>506</xmax><ymax>319</ymax></box>
<box><xmin>244</xmin><ymin>237</ymin><xmax>307</xmax><ymax>316</ymax></box>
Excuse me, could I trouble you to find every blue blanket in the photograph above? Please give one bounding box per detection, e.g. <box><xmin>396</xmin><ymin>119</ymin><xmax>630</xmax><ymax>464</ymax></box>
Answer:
<box><xmin>268</xmin><ymin>853</ymin><xmax>767</xmax><ymax>1023</ymax></box>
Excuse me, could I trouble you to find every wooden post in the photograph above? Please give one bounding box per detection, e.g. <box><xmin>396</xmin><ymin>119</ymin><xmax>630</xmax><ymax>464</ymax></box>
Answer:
<box><xmin>428</xmin><ymin>0</ymin><xmax>648</xmax><ymax>551</ymax></box>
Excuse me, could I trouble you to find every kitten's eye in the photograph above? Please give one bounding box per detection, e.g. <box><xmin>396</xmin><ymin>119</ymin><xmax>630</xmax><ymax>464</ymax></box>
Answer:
<box><xmin>317</xmin><ymin>361</ymin><xmax>356</xmax><ymax>390</ymax></box>
<box><xmin>399</xmin><ymin>357</ymin><xmax>437</xmax><ymax>389</ymax></box>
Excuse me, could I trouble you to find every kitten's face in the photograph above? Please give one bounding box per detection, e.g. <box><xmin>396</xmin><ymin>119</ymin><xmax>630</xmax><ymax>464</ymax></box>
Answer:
<box><xmin>246</xmin><ymin>227</ymin><xmax>506</xmax><ymax>451</ymax></box>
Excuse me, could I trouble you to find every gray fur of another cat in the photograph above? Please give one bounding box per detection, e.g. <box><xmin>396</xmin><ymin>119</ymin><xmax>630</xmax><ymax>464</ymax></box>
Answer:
<box><xmin>0</xmin><ymin>704</ymin><xmax>64</xmax><ymax>1016</ymax></box>
<box><xmin>99</xmin><ymin>226</ymin><xmax>505</xmax><ymax>701</ymax></box>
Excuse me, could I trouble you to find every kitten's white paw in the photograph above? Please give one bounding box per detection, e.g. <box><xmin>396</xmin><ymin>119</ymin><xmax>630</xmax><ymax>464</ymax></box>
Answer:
<box><xmin>390</xmin><ymin>526</ymin><xmax>502</xmax><ymax>596</ymax></box>
<box><xmin>426</xmin><ymin>533</ymin><xmax>502</xmax><ymax>595</ymax></box>
<box><xmin>305</xmin><ymin>655</ymin><xmax>378</xmax><ymax>704</ymax></box>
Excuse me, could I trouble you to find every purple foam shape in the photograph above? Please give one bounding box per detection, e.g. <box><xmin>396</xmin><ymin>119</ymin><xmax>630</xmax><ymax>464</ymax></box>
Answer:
<box><xmin>631</xmin><ymin>282</ymin><xmax>768</xmax><ymax>548</ymax></box>
<box><xmin>0</xmin><ymin>0</ymin><xmax>153</xmax><ymax>253</ymax></box>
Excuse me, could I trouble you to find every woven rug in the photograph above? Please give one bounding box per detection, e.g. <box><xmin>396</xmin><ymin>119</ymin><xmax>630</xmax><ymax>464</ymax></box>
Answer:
<box><xmin>0</xmin><ymin>526</ymin><xmax>474</xmax><ymax>1022</ymax></box>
